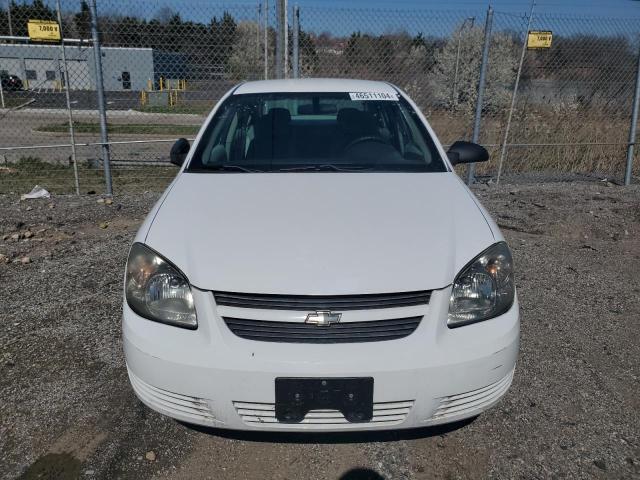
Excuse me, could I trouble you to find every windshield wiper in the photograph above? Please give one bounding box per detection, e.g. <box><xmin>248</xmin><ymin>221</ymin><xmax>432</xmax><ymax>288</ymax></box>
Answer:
<box><xmin>206</xmin><ymin>165</ymin><xmax>264</xmax><ymax>173</ymax></box>
<box><xmin>276</xmin><ymin>164</ymin><xmax>371</xmax><ymax>172</ymax></box>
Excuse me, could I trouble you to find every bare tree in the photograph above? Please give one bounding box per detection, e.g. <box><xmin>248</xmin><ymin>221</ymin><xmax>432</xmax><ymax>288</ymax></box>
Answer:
<box><xmin>431</xmin><ymin>25</ymin><xmax>518</xmax><ymax>113</ymax></box>
<box><xmin>229</xmin><ymin>21</ymin><xmax>263</xmax><ymax>80</ymax></box>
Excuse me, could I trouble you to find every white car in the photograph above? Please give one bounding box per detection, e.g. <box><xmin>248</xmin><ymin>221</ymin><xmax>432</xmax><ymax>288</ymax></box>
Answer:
<box><xmin>123</xmin><ymin>78</ymin><xmax>518</xmax><ymax>432</ymax></box>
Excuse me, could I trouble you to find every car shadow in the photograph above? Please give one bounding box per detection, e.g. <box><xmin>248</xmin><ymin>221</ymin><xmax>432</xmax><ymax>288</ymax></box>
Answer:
<box><xmin>178</xmin><ymin>416</ymin><xmax>477</xmax><ymax>444</ymax></box>
<box><xmin>339</xmin><ymin>468</ymin><xmax>386</xmax><ymax>480</ymax></box>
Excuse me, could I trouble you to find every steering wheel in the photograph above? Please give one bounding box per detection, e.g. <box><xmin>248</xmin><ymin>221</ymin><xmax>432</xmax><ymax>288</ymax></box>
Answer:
<box><xmin>342</xmin><ymin>136</ymin><xmax>387</xmax><ymax>152</ymax></box>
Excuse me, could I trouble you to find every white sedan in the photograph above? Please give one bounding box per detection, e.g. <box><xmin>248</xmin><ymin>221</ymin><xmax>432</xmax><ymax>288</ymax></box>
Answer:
<box><xmin>123</xmin><ymin>78</ymin><xmax>519</xmax><ymax>431</ymax></box>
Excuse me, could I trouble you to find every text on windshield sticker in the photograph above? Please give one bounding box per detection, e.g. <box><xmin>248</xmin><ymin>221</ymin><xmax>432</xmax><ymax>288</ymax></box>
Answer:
<box><xmin>349</xmin><ymin>92</ymin><xmax>398</xmax><ymax>101</ymax></box>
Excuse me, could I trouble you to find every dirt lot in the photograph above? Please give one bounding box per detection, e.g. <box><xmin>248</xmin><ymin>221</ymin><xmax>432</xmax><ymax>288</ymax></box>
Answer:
<box><xmin>1</xmin><ymin>182</ymin><xmax>639</xmax><ymax>480</ymax></box>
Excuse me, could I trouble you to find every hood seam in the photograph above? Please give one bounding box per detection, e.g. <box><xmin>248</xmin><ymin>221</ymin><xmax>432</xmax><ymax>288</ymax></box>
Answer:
<box><xmin>143</xmin><ymin>177</ymin><xmax>180</xmax><ymax>244</ymax></box>
<box><xmin>456</xmin><ymin>176</ymin><xmax>496</xmax><ymax>241</ymax></box>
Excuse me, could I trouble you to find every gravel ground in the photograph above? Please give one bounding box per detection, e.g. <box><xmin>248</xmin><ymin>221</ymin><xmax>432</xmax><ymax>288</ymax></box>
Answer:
<box><xmin>1</xmin><ymin>182</ymin><xmax>639</xmax><ymax>480</ymax></box>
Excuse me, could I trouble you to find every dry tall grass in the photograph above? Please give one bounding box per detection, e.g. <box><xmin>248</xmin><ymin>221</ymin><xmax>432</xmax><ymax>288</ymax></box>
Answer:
<box><xmin>425</xmin><ymin>106</ymin><xmax>634</xmax><ymax>181</ymax></box>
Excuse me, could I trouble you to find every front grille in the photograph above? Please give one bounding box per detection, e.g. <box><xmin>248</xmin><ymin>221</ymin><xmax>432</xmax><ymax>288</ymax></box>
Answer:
<box><xmin>213</xmin><ymin>290</ymin><xmax>431</xmax><ymax>310</ymax></box>
<box><xmin>234</xmin><ymin>400</ymin><xmax>413</xmax><ymax>428</ymax></box>
<box><xmin>224</xmin><ymin>316</ymin><xmax>422</xmax><ymax>343</ymax></box>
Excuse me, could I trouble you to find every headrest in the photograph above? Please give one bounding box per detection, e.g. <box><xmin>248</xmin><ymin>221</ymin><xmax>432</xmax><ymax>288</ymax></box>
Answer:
<box><xmin>268</xmin><ymin>107</ymin><xmax>291</xmax><ymax>125</ymax></box>
<box><xmin>255</xmin><ymin>107</ymin><xmax>291</xmax><ymax>136</ymax></box>
<box><xmin>336</xmin><ymin>108</ymin><xmax>361</xmax><ymax>126</ymax></box>
<box><xmin>337</xmin><ymin>108</ymin><xmax>378</xmax><ymax>136</ymax></box>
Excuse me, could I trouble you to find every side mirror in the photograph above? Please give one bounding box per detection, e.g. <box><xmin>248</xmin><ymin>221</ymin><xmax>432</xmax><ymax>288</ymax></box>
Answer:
<box><xmin>447</xmin><ymin>141</ymin><xmax>489</xmax><ymax>165</ymax></box>
<box><xmin>170</xmin><ymin>138</ymin><xmax>190</xmax><ymax>167</ymax></box>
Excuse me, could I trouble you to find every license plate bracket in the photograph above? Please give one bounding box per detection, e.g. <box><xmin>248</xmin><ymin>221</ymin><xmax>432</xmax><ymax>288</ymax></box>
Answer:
<box><xmin>275</xmin><ymin>377</ymin><xmax>374</xmax><ymax>423</ymax></box>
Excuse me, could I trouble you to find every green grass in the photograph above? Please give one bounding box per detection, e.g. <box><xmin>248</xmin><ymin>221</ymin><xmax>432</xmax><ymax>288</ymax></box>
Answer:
<box><xmin>137</xmin><ymin>104</ymin><xmax>212</xmax><ymax>115</ymax></box>
<box><xmin>0</xmin><ymin>157</ymin><xmax>174</xmax><ymax>195</ymax></box>
<box><xmin>36</xmin><ymin>122</ymin><xmax>200</xmax><ymax>136</ymax></box>
<box><xmin>1</xmin><ymin>96</ymin><xmax>34</xmax><ymax>109</ymax></box>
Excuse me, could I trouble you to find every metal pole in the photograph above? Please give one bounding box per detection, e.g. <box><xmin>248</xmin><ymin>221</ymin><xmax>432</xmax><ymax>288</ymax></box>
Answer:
<box><xmin>55</xmin><ymin>0</ymin><xmax>80</xmax><ymax>195</ymax></box>
<box><xmin>7</xmin><ymin>0</ymin><xmax>13</xmax><ymax>38</ymax></box>
<box><xmin>89</xmin><ymin>0</ymin><xmax>112</xmax><ymax>196</ymax></box>
<box><xmin>283</xmin><ymin>0</ymin><xmax>288</xmax><ymax>78</ymax></box>
<box><xmin>264</xmin><ymin>0</ymin><xmax>268</xmax><ymax>79</ymax></box>
<box><xmin>496</xmin><ymin>2</ymin><xmax>535</xmax><ymax>185</ymax></box>
<box><xmin>292</xmin><ymin>5</ymin><xmax>299</xmax><ymax>78</ymax></box>
<box><xmin>452</xmin><ymin>18</ymin><xmax>474</xmax><ymax>108</ymax></box>
<box><xmin>0</xmin><ymin>35</ymin><xmax>87</xmax><ymax>43</ymax></box>
<box><xmin>275</xmin><ymin>0</ymin><xmax>282</xmax><ymax>78</ymax></box>
<box><xmin>257</xmin><ymin>2</ymin><xmax>261</xmax><ymax>75</ymax></box>
<box><xmin>21</xmin><ymin>56</ymin><xmax>27</xmax><ymax>89</ymax></box>
<box><xmin>624</xmin><ymin>41</ymin><xmax>640</xmax><ymax>185</ymax></box>
<box><xmin>467</xmin><ymin>6</ymin><xmax>493</xmax><ymax>185</ymax></box>
<box><xmin>0</xmin><ymin>74</ymin><xmax>4</xmax><ymax>108</ymax></box>
<box><xmin>452</xmin><ymin>31</ymin><xmax>463</xmax><ymax>108</ymax></box>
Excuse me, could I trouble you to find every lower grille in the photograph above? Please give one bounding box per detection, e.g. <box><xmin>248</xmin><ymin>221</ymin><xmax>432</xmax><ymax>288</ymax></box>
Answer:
<box><xmin>128</xmin><ymin>368</ymin><xmax>216</xmax><ymax>424</ymax></box>
<box><xmin>224</xmin><ymin>316</ymin><xmax>422</xmax><ymax>343</ymax></box>
<box><xmin>234</xmin><ymin>400</ymin><xmax>413</xmax><ymax>427</ymax></box>
<box><xmin>429</xmin><ymin>369</ymin><xmax>514</xmax><ymax>422</ymax></box>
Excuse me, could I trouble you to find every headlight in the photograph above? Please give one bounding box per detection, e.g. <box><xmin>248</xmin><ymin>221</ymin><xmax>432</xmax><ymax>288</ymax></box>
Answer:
<box><xmin>125</xmin><ymin>243</ymin><xmax>197</xmax><ymax>329</ymax></box>
<box><xmin>448</xmin><ymin>242</ymin><xmax>515</xmax><ymax>328</ymax></box>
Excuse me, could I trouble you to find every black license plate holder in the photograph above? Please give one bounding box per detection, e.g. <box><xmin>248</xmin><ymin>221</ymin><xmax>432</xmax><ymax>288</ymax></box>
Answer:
<box><xmin>275</xmin><ymin>377</ymin><xmax>374</xmax><ymax>423</ymax></box>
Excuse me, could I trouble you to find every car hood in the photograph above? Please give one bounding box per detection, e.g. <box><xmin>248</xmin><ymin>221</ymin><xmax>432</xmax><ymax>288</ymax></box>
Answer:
<box><xmin>145</xmin><ymin>172</ymin><xmax>496</xmax><ymax>294</ymax></box>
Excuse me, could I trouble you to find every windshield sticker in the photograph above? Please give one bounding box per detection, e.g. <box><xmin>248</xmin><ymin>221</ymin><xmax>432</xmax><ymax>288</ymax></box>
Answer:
<box><xmin>349</xmin><ymin>91</ymin><xmax>398</xmax><ymax>101</ymax></box>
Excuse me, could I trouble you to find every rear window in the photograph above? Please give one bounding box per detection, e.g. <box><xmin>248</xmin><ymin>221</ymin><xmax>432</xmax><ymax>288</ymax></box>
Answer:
<box><xmin>187</xmin><ymin>92</ymin><xmax>446</xmax><ymax>173</ymax></box>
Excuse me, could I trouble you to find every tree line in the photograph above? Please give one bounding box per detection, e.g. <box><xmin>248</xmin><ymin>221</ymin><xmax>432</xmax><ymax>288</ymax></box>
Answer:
<box><xmin>0</xmin><ymin>0</ymin><xmax>635</xmax><ymax>111</ymax></box>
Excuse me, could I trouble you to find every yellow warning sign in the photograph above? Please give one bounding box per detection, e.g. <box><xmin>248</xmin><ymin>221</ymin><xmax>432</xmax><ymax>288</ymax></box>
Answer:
<box><xmin>27</xmin><ymin>20</ymin><xmax>61</xmax><ymax>42</ymax></box>
<box><xmin>527</xmin><ymin>31</ymin><xmax>552</xmax><ymax>49</ymax></box>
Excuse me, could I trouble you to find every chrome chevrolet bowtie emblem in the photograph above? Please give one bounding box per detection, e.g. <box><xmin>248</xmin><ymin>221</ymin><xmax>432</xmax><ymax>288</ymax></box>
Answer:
<box><xmin>305</xmin><ymin>310</ymin><xmax>342</xmax><ymax>326</ymax></box>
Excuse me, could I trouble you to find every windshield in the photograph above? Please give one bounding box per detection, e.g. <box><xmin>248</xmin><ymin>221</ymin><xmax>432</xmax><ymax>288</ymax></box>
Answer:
<box><xmin>187</xmin><ymin>92</ymin><xmax>447</xmax><ymax>173</ymax></box>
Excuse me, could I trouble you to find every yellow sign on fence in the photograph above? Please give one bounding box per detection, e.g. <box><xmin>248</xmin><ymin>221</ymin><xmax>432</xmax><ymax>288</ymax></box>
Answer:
<box><xmin>527</xmin><ymin>31</ymin><xmax>553</xmax><ymax>49</ymax></box>
<box><xmin>27</xmin><ymin>20</ymin><xmax>61</xmax><ymax>42</ymax></box>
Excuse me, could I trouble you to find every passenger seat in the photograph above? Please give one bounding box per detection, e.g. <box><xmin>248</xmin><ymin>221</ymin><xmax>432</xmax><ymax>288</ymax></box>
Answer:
<box><xmin>248</xmin><ymin>108</ymin><xmax>293</xmax><ymax>160</ymax></box>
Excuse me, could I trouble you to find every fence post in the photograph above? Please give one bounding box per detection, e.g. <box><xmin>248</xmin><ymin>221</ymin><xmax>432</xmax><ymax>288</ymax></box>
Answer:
<box><xmin>496</xmin><ymin>2</ymin><xmax>535</xmax><ymax>185</ymax></box>
<box><xmin>467</xmin><ymin>6</ymin><xmax>493</xmax><ymax>185</ymax></box>
<box><xmin>452</xmin><ymin>17</ymin><xmax>474</xmax><ymax>109</ymax></box>
<box><xmin>625</xmin><ymin>41</ymin><xmax>640</xmax><ymax>185</ymax></box>
<box><xmin>264</xmin><ymin>0</ymin><xmax>269</xmax><ymax>79</ymax></box>
<box><xmin>257</xmin><ymin>2</ymin><xmax>261</xmax><ymax>72</ymax></box>
<box><xmin>7</xmin><ymin>0</ymin><xmax>13</xmax><ymax>37</ymax></box>
<box><xmin>89</xmin><ymin>0</ymin><xmax>112</xmax><ymax>196</ymax></box>
<box><xmin>292</xmin><ymin>5</ymin><xmax>299</xmax><ymax>78</ymax></box>
<box><xmin>283</xmin><ymin>0</ymin><xmax>288</xmax><ymax>78</ymax></box>
<box><xmin>55</xmin><ymin>0</ymin><xmax>80</xmax><ymax>195</ymax></box>
<box><xmin>275</xmin><ymin>0</ymin><xmax>282</xmax><ymax>78</ymax></box>
<box><xmin>0</xmin><ymin>74</ymin><xmax>4</xmax><ymax>108</ymax></box>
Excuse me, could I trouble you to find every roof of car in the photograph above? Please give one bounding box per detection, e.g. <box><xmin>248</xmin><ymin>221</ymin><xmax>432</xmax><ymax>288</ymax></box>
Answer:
<box><xmin>233</xmin><ymin>78</ymin><xmax>398</xmax><ymax>95</ymax></box>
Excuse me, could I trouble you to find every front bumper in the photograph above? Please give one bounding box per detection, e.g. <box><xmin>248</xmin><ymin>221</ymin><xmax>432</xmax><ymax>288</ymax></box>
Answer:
<box><xmin>123</xmin><ymin>288</ymin><xmax>519</xmax><ymax>432</ymax></box>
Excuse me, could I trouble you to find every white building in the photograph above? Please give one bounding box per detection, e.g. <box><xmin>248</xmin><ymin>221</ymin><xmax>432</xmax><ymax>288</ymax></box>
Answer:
<box><xmin>0</xmin><ymin>43</ymin><xmax>154</xmax><ymax>91</ymax></box>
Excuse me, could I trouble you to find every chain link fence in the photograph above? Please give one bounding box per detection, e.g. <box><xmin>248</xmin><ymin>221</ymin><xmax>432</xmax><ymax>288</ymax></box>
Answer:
<box><xmin>0</xmin><ymin>0</ymin><xmax>639</xmax><ymax>195</ymax></box>
<box><xmin>482</xmin><ymin>11</ymin><xmax>639</xmax><ymax>182</ymax></box>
